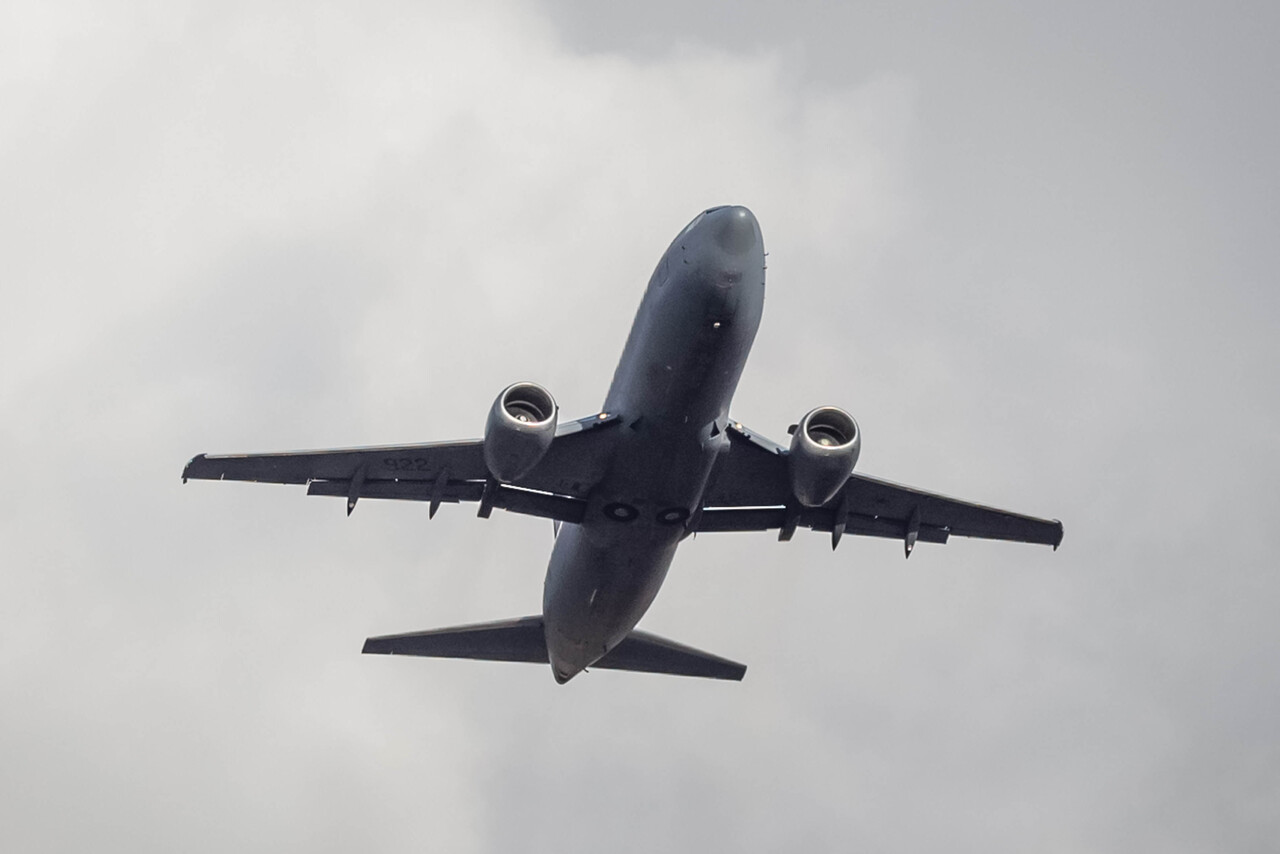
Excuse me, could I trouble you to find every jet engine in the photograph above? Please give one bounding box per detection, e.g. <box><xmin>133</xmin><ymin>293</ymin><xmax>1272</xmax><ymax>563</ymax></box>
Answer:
<box><xmin>788</xmin><ymin>406</ymin><xmax>861</xmax><ymax>507</ymax></box>
<box><xmin>483</xmin><ymin>382</ymin><xmax>558</xmax><ymax>482</ymax></box>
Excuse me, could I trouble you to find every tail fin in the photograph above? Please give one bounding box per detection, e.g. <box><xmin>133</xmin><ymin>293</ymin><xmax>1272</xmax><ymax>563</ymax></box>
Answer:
<box><xmin>362</xmin><ymin>616</ymin><xmax>745</xmax><ymax>681</ymax></box>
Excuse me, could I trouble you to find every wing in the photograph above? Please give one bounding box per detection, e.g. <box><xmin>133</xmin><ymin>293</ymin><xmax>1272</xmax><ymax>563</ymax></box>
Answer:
<box><xmin>182</xmin><ymin>413</ymin><xmax>622</xmax><ymax>521</ymax></box>
<box><xmin>698</xmin><ymin>422</ymin><xmax>1063</xmax><ymax>554</ymax></box>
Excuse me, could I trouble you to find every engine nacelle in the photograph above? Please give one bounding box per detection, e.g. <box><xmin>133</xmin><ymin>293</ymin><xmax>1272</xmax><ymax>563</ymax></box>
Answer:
<box><xmin>788</xmin><ymin>406</ymin><xmax>861</xmax><ymax>507</ymax></box>
<box><xmin>483</xmin><ymin>382</ymin><xmax>558</xmax><ymax>482</ymax></box>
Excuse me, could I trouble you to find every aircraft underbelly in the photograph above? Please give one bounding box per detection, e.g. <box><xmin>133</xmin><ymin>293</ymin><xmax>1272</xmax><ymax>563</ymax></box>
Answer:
<box><xmin>542</xmin><ymin>524</ymin><xmax>678</xmax><ymax>670</ymax></box>
<box><xmin>542</xmin><ymin>420</ymin><xmax>722</xmax><ymax>677</ymax></box>
<box><xmin>542</xmin><ymin>207</ymin><xmax>765</xmax><ymax>680</ymax></box>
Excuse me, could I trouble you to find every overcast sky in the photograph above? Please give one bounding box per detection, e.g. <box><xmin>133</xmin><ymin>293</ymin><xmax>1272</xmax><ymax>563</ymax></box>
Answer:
<box><xmin>2</xmin><ymin>1</ymin><xmax>1278</xmax><ymax>851</ymax></box>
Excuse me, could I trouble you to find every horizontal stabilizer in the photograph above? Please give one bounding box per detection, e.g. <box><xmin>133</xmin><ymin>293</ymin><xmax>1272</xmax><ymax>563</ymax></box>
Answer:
<box><xmin>363</xmin><ymin>616</ymin><xmax>548</xmax><ymax>662</ymax></box>
<box><xmin>363</xmin><ymin>616</ymin><xmax>745</xmax><ymax>681</ymax></box>
<box><xmin>595</xmin><ymin>629</ymin><xmax>746</xmax><ymax>680</ymax></box>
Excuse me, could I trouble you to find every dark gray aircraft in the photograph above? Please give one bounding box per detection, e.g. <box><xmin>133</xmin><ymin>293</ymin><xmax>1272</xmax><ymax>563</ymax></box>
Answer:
<box><xmin>184</xmin><ymin>206</ymin><xmax>1062</xmax><ymax>683</ymax></box>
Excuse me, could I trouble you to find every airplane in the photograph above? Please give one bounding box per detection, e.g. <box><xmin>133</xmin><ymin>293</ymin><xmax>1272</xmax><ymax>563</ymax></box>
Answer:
<box><xmin>183</xmin><ymin>205</ymin><xmax>1063</xmax><ymax>683</ymax></box>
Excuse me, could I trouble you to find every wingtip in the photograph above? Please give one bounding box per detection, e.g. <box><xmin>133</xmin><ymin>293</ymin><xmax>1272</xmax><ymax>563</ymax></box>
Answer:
<box><xmin>182</xmin><ymin>453</ymin><xmax>207</xmax><ymax>483</ymax></box>
<box><xmin>1052</xmin><ymin>519</ymin><xmax>1064</xmax><ymax>551</ymax></box>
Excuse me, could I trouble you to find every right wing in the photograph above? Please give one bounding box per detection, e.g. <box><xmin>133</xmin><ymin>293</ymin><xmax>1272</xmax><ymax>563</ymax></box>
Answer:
<box><xmin>699</xmin><ymin>422</ymin><xmax>1063</xmax><ymax>553</ymax></box>
<box><xmin>182</xmin><ymin>413</ymin><xmax>621</xmax><ymax>521</ymax></box>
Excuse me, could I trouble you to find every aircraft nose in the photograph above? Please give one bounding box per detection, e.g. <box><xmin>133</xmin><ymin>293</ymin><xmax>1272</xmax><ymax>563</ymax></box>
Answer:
<box><xmin>708</xmin><ymin>205</ymin><xmax>759</xmax><ymax>255</ymax></box>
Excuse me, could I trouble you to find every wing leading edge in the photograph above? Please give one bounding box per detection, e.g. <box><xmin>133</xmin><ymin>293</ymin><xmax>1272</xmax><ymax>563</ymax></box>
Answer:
<box><xmin>699</xmin><ymin>422</ymin><xmax>1063</xmax><ymax>553</ymax></box>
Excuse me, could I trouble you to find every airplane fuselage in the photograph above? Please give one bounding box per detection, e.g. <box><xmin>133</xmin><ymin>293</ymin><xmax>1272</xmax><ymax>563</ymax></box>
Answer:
<box><xmin>542</xmin><ymin>206</ymin><xmax>766</xmax><ymax>682</ymax></box>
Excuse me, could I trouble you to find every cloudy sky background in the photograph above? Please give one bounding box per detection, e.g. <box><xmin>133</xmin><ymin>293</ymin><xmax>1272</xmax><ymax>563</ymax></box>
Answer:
<box><xmin>2</xmin><ymin>1</ymin><xmax>1277</xmax><ymax>850</ymax></box>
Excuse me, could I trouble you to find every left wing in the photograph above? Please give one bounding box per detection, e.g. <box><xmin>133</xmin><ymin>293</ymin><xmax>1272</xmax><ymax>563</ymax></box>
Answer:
<box><xmin>698</xmin><ymin>422</ymin><xmax>1063</xmax><ymax>554</ymax></box>
<box><xmin>182</xmin><ymin>413</ymin><xmax>621</xmax><ymax>521</ymax></box>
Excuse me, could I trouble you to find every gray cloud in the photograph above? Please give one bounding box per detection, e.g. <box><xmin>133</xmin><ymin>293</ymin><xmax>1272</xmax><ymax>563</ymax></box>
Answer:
<box><xmin>2</xmin><ymin>1</ymin><xmax>1277</xmax><ymax>851</ymax></box>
